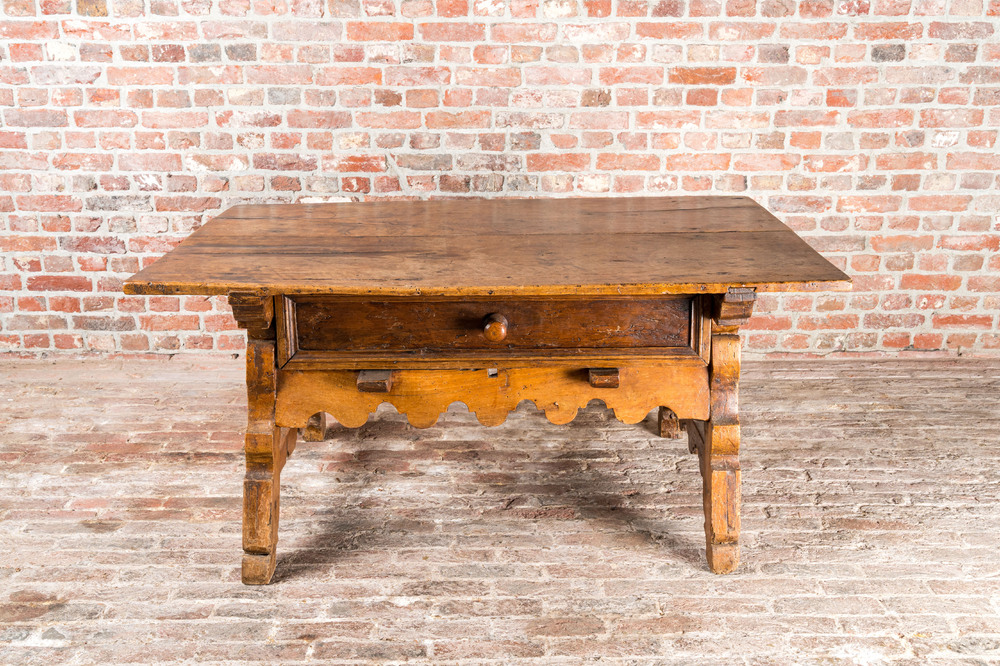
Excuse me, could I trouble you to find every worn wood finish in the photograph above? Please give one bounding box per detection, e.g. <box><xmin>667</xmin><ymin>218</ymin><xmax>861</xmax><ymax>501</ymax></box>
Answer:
<box><xmin>275</xmin><ymin>364</ymin><xmax>710</xmax><ymax>430</ymax></box>
<box><xmin>228</xmin><ymin>292</ymin><xmax>274</xmax><ymax>341</ymax></box>
<box><xmin>658</xmin><ymin>407</ymin><xmax>682</xmax><ymax>439</ymax></box>
<box><xmin>123</xmin><ymin>197</ymin><xmax>851</xmax><ymax>298</ymax></box>
<box><xmin>290</xmin><ymin>296</ymin><xmax>692</xmax><ymax>353</ymax></box>
<box><xmin>275</xmin><ymin>295</ymin><xmax>715</xmax><ymax>370</ymax></box>
<box><xmin>124</xmin><ymin>196</ymin><xmax>852</xmax><ymax>583</ymax></box>
<box><xmin>242</xmin><ymin>336</ymin><xmax>295</xmax><ymax>585</ymax></box>
<box><xmin>697</xmin><ymin>287</ymin><xmax>756</xmax><ymax>574</ymax></box>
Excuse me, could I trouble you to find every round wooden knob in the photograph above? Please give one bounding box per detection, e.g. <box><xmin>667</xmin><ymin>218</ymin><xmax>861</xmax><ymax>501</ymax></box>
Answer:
<box><xmin>483</xmin><ymin>313</ymin><xmax>508</xmax><ymax>342</ymax></box>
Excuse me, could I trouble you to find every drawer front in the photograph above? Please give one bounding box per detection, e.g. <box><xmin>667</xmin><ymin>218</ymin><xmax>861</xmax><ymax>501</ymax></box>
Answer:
<box><xmin>288</xmin><ymin>296</ymin><xmax>692</xmax><ymax>353</ymax></box>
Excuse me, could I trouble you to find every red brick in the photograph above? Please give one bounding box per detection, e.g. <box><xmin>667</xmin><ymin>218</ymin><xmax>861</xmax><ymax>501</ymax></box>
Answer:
<box><xmin>4</xmin><ymin>109</ymin><xmax>67</xmax><ymax>127</ymax></box>
<box><xmin>636</xmin><ymin>22</ymin><xmax>702</xmax><ymax>38</ymax></box>
<box><xmin>837</xmin><ymin>196</ymin><xmax>901</xmax><ymax>212</ymax></box>
<box><xmin>870</xmin><ymin>235</ymin><xmax>934</xmax><ymax>252</ymax></box>
<box><xmin>707</xmin><ymin>21</ymin><xmax>774</xmax><ymax>39</ymax></box>
<box><xmin>287</xmin><ymin>110</ymin><xmax>352</xmax><ymax>128</ymax></box>
<box><xmin>419</xmin><ymin>22</ymin><xmax>486</xmax><ymax>40</ymax></box>
<box><xmin>107</xmin><ymin>67</ymin><xmax>174</xmax><ymax>85</ymax></box>
<box><xmin>456</xmin><ymin>67</ymin><xmax>521</xmax><ymax>86</ymax></box>
<box><xmin>774</xmin><ymin>110</ymin><xmax>840</xmax><ymax>126</ymax></box>
<box><xmin>596</xmin><ymin>154</ymin><xmax>660</xmax><ymax>170</ymax></box>
<box><xmin>26</xmin><ymin>275</ymin><xmax>92</xmax><ymax>291</ymax></box>
<box><xmin>635</xmin><ymin>111</ymin><xmax>701</xmax><ymax>128</ymax></box>
<box><xmin>854</xmin><ymin>22</ymin><xmax>923</xmax><ymax>39</ymax></box>
<box><xmin>939</xmin><ymin>235</ymin><xmax>1000</xmax><ymax>252</ymax></box>
<box><xmin>139</xmin><ymin>314</ymin><xmax>200</xmax><ymax>331</ymax></box>
<box><xmin>491</xmin><ymin>23</ymin><xmax>558</xmax><ymax>41</ymax></box>
<box><xmin>53</xmin><ymin>153</ymin><xmax>115</xmax><ymax>171</ymax></box>
<box><xmin>325</xmin><ymin>155</ymin><xmax>387</xmax><ymax>172</ymax></box>
<box><xmin>119</xmin><ymin>154</ymin><xmax>182</xmax><ymax>171</ymax></box>
<box><xmin>733</xmin><ymin>154</ymin><xmax>801</xmax><ymax>170</ymax></box>
<box><xmin>798</xmin><ymin>314</ymin><xmax>859</xmax><ymax>330</ymax></box>
<box><xmin>946</xmin><ymin>152</ymin><xmax>1000</xmax><ymax>170</ymax></box>
<box><xmin>663</xmin><ymin>153</ymin><xmax>731</xmax><ymax>170</ymax></box>
<box><xmin>246</xmin><ymin>65</ymin><xmax>314</xmax><ymax>85</ymax></box>
<box><xmin>932</xmin><ymin>314</ymin><xmax>994</xmax><ymax>328</ymax></box>
<box><xmin>908</xmin><ymin>195</ymin><xmax>972</xmax><ymax>212</ymax></box>
<box><xmin>803</xmin><ymin>155</ymin><xmax>867</xmax><ymax>172</ymax></box>
<box><xmin>780</xmin><ymin>22</ymin><xmax>848</xmax><ymax>39</ymax></box>
<box><xmin>384</xmin><ymin>66</ymin><xmax>451</xmax><ymax>85</ymax></box>
<box><xmin>668</xmin><ymin>66</ymin><xmax>736</xmax><ymax>85</ymax></box>
<box><xmin>0</xmin><ymin>21</ymin><xmax>60</xmax><ymax>39</ymax></box>
<box><xmin>346</xmin><ymin>21</ymin><xmax>414</xmax><ymax>40</ymax></box>
<box><xmin>876</xmin><ymin>153</ymin><xmax>937</xmax><ymax>170</ymax></box>
<box><xmin>569</xmin><ymin>111</ymin><xmax>628</xmax><ymax>129</ymax></box>
<box><xmin>526</xmin><ymin>153</ymin><xmax>590</xmax><ymax>171</ymax></box>
<box><xmin>74</xmin><ymin>110</ymin><xmax>137</xmax><ymax>127</ymax></box>
<box><xmin>16</xmin><ymin>196</ymin><xmax>82</xmax><ymax>212</ymax></box>
<box><xmin>919</xmin><ymin>108</ymin><xmax>984</xmax><ymax>128</ymax></box>
<box><xmin>154</xmin><ymin>196</ymin><xmax>221</xmax><ymax>212</ymax></box>
<box><xmin>599</xmin><ymin>67</ymin><xmax>664</xmax><ymax>84</ymax></box>
<box><xmin>900</xmin><ymin>274</ymin><xmax>963</xmax><ymax>290</ymax></box>
<box><xmin>847</xmin><ymin>109</ymin><xmax>913</xmax><ymax>128</ymax></box>
<box><xmin>928</xmin><ymin>21</ymin><xmax>994</xmax><ymax>39</ymax></box>
<box><xmin>316</xmin><ymin>67</ymin><xmax>382</xmax><ymax>85</ymax></box>
<box><xmin>356</xmin><ymin>111</ymin><xmax>422</xmax><ymax>129</ymax></box>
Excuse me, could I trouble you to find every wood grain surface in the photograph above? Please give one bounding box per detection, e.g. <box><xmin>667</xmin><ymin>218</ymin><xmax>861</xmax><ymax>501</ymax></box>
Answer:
<box><xmin>123</xmin><ymin>196</ymin><xmax>851</xmax><ymax>297</ymax></box>
<box><xmin>274</xmin><ymin>363</ymin><xmax>710</xmax><ymax>430</ymax></box>
<box><xmin>291</xmin><ymin>296</ymin><xmax>692</xmax><ymax>352</ymax></box>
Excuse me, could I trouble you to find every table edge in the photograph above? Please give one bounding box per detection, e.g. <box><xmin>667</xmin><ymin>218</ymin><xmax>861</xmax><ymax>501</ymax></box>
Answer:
<box><xmin>123</xmin><ymin>277</ymin><xmax>853</xmax><ymax>297</ymax></box>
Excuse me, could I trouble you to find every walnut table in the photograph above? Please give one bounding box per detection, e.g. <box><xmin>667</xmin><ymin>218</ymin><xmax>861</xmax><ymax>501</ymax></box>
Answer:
<box><xmin>124</xmin><ymin>196</ymin><xmax>851</xmax><ymax>584</ymax></box>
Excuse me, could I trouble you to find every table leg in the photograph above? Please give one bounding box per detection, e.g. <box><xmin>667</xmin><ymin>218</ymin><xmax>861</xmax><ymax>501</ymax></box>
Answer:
<box><xmin>697</xmin><ymin>288</ymin><xmax>755</xmax><ymax>574</ymax></box>
<box><xmin>241</xmin><ymin>338</ymin><xmax>291</xmax><ymax>585</ymax></box>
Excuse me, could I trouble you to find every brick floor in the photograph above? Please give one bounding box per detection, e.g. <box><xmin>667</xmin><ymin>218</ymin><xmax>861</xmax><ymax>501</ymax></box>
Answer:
<box><xmin>1</xmin><ymin>356</ymin><xmax>1000</xmax><ymax>664</ymax></box>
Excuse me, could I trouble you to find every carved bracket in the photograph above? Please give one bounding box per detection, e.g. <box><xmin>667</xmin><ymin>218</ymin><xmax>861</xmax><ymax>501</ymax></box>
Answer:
<box><xmin>229</xmin><ymin>292</ymin><xmax>275</xmax><ymax>340</ymax></box>
<box><xmin>713</xmin><ymin>287</ymin><xmax>756</xmax><ymax>332</ymax></box>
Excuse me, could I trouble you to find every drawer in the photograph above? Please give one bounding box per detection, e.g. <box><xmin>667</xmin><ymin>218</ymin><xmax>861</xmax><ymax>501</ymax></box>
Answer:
<box><xmin>281</xmin><ymin>296</ymin><xmax>693</xmax><ymax>356</ymax></box>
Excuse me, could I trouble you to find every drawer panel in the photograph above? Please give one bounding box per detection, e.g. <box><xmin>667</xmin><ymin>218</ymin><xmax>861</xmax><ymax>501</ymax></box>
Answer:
<box><xmin>287</xmin><ymin>296</ymin><xmax>692</xmax><ymax>353</ymax></box>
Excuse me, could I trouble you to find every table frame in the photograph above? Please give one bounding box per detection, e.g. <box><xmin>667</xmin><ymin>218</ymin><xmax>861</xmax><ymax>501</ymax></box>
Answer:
<box><xmin>229</xmin><ymin>286</ymin><xmax>756</xmax><ymax>585</ymax></box>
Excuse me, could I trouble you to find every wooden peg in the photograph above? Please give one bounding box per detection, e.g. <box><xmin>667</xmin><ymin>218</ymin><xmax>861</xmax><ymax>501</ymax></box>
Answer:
<box><xmin>357</xmin><ymin>370</ymin><xmax>394</xmax><ymax>393</ymax></box>
<box><xmin>658</xmin><ymin>407</ymin><xmax>682</xmax><ymax>439</ymax></box>
<box><xmin>302</xmin><ymin>412</ymin><xmax>327</xmax><ymax>442</ymax></box>
<box><xmin>588</xmin><ymin>367</ymin><xmax>620</xmax><ymax>389</ymax></box>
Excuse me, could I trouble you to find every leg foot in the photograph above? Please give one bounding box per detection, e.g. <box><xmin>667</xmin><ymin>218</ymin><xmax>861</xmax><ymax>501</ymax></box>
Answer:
<box><xmin>243</xmin><ymin>456</ymin><xmax>281</xmax><ymax>584</ymax></box>
<box><xmin>657</xmin><ymin>407</ymin><xmax>682</xmax><ymax>439</ymax></box>
<box><xmin>242</xmin><ymin>552</ymin><xmax>277</xmax><ymax>584</ymax></box>
<box><xmin>699</xmin><ymin>423</ymin><xmax>741</xmax><ymax>574</ymax></box>
<box><xmin>705</xmin><ymin>541</ymin><xmax>739</xmax><ymax>574</ymax></box>
<box><xmin>302</xmin><ymin>412</ymin><xmax>327</xmax><ymax>442</ymax></box>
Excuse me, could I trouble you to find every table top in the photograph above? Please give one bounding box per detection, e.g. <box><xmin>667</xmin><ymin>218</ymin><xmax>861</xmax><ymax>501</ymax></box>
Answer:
<box><xmin>124</xmin><ymin>196</ymin><xmax>851</xmax><ymax>297</ymax></box>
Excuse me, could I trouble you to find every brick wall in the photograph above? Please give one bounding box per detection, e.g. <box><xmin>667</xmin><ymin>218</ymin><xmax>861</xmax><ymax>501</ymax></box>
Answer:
<box><xmin>1</xmin><ymin>3</ymin><xmax>998</xmax><ymax>355</ymax></box>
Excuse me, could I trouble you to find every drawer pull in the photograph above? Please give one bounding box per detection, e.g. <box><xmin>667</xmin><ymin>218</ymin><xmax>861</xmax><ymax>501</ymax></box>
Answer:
<box><xmin>588</xmin><ymin>367</ymin><xmax>620</xmax><ymax>389</ymax></box>
<box><xmin>482</xmin><ymin>313</ymin><xmax>508</xmax><ymax>342</ymax></box>
<box><xmin>357</xmin><ymin>370</ymin><xmax>393</xmax><ymax>393</ymax></box>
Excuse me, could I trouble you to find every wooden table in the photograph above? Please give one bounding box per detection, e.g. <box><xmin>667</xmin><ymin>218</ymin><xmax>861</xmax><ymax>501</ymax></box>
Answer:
<box><xmin>124</xmin><ymin>196</ymin><xmax>851</xmax><ymax>584</ymax></box>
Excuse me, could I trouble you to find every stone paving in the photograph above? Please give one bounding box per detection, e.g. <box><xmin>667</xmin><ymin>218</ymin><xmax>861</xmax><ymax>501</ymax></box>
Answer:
<box><xmin>1</xmin><ymin>356</ymin><xmax>1000</xmax><ymax>665</ymax></box>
